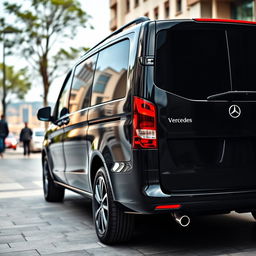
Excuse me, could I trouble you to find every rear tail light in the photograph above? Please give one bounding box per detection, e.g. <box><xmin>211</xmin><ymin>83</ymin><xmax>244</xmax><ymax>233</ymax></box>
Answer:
<box><xmin>132</xmin><ymin>96</ymin><xmax>158</xmax><ymax>149</ymax></box>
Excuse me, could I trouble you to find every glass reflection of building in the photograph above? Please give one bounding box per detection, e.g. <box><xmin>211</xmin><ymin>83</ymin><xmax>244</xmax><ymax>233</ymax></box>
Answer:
<box><xmin>91</xmin><ymin>67</ymin><xmax>127</xmax><ymax>108</ymax></box>
<box><xmin>69</xmin><ymin>60</ymin><xmax>95</xmax><ymax>115</ymax></box>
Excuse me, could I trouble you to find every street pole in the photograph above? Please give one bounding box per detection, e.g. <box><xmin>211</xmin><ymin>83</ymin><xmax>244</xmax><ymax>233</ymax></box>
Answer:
<box><xmin>2</xmin><ymin>32</ymin><xmax>6</xmax><ymax>117</ymax></box>
<box><xmin>1</xmin><ymin>25</ymin><xmax>18</xmax><ymax>117</ymax></box>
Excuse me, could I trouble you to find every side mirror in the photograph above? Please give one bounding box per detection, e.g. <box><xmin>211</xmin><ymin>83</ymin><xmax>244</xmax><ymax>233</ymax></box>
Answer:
<box><xmin>37</xmin><ymin>106</ymin><xmax>52</xmax><ymax>122</ymax></box>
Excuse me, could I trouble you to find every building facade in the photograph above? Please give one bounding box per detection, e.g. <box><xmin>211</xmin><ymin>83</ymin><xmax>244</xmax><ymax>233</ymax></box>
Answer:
<box><xmin>110</xmin><ymin>0</ymin><xmax>255</xmax><ymax>31</ymax></box>
<box><xmin>6</xmin><ymin>102</ymin><xmax>45</xmax><ymax>135</ymax></box>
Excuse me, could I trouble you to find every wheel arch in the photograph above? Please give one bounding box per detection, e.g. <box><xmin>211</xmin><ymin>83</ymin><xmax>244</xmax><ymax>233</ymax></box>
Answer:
<box><xmin>42</xmin><ymin>148</ymin><xmax>55</xmax><ymax>180</ymax></box>
<box><xmin>89</xmin><ymin>151</ymin><xmax>116</xmax><ymax>200</ymax></box>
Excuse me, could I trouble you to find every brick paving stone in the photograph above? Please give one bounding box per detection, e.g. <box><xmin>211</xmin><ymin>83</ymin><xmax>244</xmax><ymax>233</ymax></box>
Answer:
<box><xmin>86</xmin><ymin>247</ymin><xmax>144</xmax><ymax>256</ymax></box>
<box><xmin>0</xmin><ymin>226</ymin><xmax>39</xmax><ymax>236</ymax></box>
<box><xmin>37</xmin><ymin>242</ymin><xmax>101</xmax><ymax>255</ymax></box>
<box><xmin>0</xmin><ymin>234</ymin><xmax>25</xmax><ymax>244</ymax></box>
<box><xmin>64</xmin><ymin>230</ymin><xmax>96</xmax><ymax>239</ymax></box>
<box><xmin>12</xmin><ymin>217</ymin><xmax>45</xmax><ymax>225</ymax></box>
<box><xmin>0</xmin><ymin>222</ymin><xmax>51</xmax><ymax>230</ymax></box>
<box><xmin>24</xmin><ymin>232</ymin><xmax>66</xmax><ymax>242</ymax></box>
<box><xmin>8</xmin><ymin>240</ymin><xmax>56</xmax><ymax>251</ymax></box>
<box><xmin>43</xmin><ymin>250</ymin><xmax>89</xmax><ymax>256</ymax></box>
<box><xmin>22</xmin><ymin>230</ymin><xmax>67</xmax><ymax>237</ymax></box>
<box><xmin>37</xmin><ymin>225</ymin><xmax>78</xmax><ymax>233</ymax></box>
<box><xmin>0</xmin><ymin>249</ymin><xmax>39</xmax><ymax>256</ymax></box>
<box><xmin>0</xmin><ymin>243</ymin><xmax>10</xmax><ymax>250</ymax></box>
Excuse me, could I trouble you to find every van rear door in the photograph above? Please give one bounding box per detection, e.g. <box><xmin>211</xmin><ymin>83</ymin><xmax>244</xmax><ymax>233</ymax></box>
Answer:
<box><xmin>154</xmin><ymin>21</ymin><xmax>256</xmax><ymax>194</ymax></box>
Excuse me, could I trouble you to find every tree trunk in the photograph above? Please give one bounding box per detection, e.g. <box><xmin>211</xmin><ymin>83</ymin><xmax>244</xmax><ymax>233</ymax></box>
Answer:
<box><xmin>2</xmin><ymin>36</ymin><xmax>6</xmax><ymax>117</ymax></box>
<box><xmin>40</xmin><ymin>55</ymin><xmax>50</xmax><ymax>129</ymax></box>
<box><xmin>40</xmin><ymin>55</ymin><xmax>50</xmax><ymax>107</ymax></box>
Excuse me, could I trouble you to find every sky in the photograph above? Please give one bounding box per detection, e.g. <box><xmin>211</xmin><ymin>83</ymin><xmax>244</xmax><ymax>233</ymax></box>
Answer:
<box><xmin>1</xmin><ymin>0</ymin><xmax>110</xmax><ymax>103</ymax></box>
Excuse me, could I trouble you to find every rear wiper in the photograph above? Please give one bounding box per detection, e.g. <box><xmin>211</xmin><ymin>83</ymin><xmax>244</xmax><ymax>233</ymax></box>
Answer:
<box><xmin>207</xmin><ymin>91</ymin><xmax>256</xmax><ymax>100</ymax></box>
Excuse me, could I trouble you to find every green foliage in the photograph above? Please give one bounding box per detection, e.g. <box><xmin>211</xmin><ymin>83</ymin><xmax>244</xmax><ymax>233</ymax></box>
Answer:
<box><xmin>3</xmin><ymin>0</ymin><xmax>91</xmax><ymax>106</ymax></box>
<box><xmin>0</xmin><ymin>64</ymin><xmax>31</xmax><ymax>101</ymax></box>
<box><xmin>53</xmin><ymin>46</ymin><xmax>90</xmax><ymax>72</ymax></box>
<box><xmin>0</xmin><ymin>18</ymin><xmax>21</xmax><ymax>54</ymax></box>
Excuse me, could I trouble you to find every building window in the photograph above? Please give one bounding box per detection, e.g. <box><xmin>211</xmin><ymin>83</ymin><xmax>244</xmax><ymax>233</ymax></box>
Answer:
<box><xmin>96</xmin><ymin>97</ymin><xmax>103</xmax><ymax>105</ymax></box>
<box><xmin>126</xmin><ymin>0</ymin><xmax>130</xmax><ymax>13</ymax></box>
<box><xmin>134</xmin><ymin>0</ymin><xmax>139</xmax><ymax>8</ymax></box>
<box><xmin>231</xmin><ymin>0</ymin><xmax>254</xmax><ymax>21</ymax></box>
<box><xmin>176</xmin><ymin>0</ymin><xmax>182</xmax><ymax>14</ymax></box>
<box><xmin>164</xmin><ymin>1</ymin><xmax>170</xmax><ymax>18</ymax></box>
<box><xmin>93</xmin><ymin>74</ymin><xmax>110</xmax><ymax>93</ymax></box>
<box><xmin>144</xmin><ymin>12</ymin><xmax>149</xmax><ymax>17</ymax></box>
<box><xmin>154</xmin><ymin>7</ymin><xmax>159</xmax><ymax>19</ymax></box>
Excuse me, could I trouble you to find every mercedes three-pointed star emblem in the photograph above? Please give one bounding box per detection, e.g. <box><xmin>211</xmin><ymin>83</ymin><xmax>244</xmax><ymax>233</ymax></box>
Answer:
<box><xmin>229</xmin><ymin>105</ymin><xmax>241</xmax><ymax>118</ymax></box>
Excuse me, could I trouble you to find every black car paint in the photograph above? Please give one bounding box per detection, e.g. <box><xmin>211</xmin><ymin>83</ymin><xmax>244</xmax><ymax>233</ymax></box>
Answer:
<box><xmin>40</xmin><ymin>20</ymin><xmax>256</xmax><ymax>216</ymax></box>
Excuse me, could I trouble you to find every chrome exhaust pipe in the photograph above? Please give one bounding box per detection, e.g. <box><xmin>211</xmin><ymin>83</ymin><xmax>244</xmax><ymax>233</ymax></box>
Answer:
<box><xmin>172</xmin><ymin>212</ymin><xmax>190</xmax><ymax>227</ymax></box>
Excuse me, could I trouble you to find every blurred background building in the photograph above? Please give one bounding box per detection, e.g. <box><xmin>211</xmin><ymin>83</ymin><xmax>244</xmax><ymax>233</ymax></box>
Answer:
<box><xmin>110</xmin><ymin>0</ymin><xmax>255</xmax><ymax>31</ymax></box>
<box><xmin>6</xmin><ymin>102</ymin><xmax>45</xmax><ymax>135</ymax></box>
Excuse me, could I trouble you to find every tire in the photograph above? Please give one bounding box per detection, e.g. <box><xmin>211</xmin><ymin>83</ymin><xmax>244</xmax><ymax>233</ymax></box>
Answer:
<box><xmin>43</xmin><ymin>157</ymin><xmax>65</xmax><ymax>202</ymax></box>
<box><xmin>92</xmin><ymin>167</ymin><xmax>134</xmax><ymax>244</ymax></box>
<box><xmin>251</xmin><ymin>211</ymin><xmax>256</xmax><ymax>220</ymax></box>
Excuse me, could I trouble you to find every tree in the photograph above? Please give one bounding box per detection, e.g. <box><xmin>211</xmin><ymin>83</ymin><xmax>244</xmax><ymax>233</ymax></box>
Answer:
<box><xmin>0</xmin><ymin>17</ymin><xmax>22</xmax><ymax>116</ymax></box>
<box><xmin>4</xmin><ymin>0</ymin><xmax>91</xmax><ymax>107</ymax></box>
<box><xmin>0</xmin><ymin>63</ymin><xmax>31</xmax><ymax>106</ymax></box>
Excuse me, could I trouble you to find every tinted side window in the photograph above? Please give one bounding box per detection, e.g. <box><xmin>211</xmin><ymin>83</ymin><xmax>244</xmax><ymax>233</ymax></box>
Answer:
<box><xmin>91</xmin><ymin>40</ymin><xmax>129</xmax><ymax>106</ymax></box>
<box><xmin>69</xmin><ymin>55</ymin><xmax>97</xmax><ymax>113</ymax></box>
<box><xmin>56</xmin><ymin>72</ymin><xmax>72</xmax><ymax>119</ymax></box>
<box><xmin>155</xmin><ymin>28</ymin><xmax>230</xmax><ymax>100</ymax></box>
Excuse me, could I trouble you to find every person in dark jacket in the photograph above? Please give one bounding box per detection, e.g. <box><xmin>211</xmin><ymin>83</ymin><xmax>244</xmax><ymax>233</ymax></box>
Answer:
<box><xmin>0</xmin><ymin>114</ymin><xmax>9</xmax><ymax>158</ymax></box>
<box><xmin>20</xmin><ymin>122</ymin><xmax>33</xmax><ymax>156</ymax></box>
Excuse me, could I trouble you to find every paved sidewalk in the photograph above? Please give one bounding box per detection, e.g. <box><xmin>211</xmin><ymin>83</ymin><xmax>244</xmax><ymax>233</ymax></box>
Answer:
<box><xmin>2</xmin><ymin>147</ymin><xmax>41</xmax><ymax>159</ymax></box>
<box><xmin>1</xmin><ymin>149</ymin><xmax>256</xmax><ymax>255</ymax></box>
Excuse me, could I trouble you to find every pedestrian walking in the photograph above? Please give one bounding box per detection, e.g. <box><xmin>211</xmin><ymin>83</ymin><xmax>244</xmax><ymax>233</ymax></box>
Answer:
<box><xmin>20</xmin><ymin>122</ymin><xmax>33</xmax><ymax>157</ymax></box>
<box><xmin>0</xmin><ymin>114</ymin><xmax>9</xmax><ymax>158</ymax></box>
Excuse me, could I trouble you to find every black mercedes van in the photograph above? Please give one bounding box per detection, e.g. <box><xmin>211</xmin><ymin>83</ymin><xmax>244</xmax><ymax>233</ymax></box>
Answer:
<box><xmin>38</xmin><ymin>17</ymin><xmax>256</xmax><ymax>244</ymax></box>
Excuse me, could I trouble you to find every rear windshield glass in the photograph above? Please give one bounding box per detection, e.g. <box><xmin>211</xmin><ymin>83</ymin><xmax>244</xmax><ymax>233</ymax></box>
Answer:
<box><xmin>228</xmin><ymin>29</ymin><xmax>256</xmax><ymax>91</ymax></box>
<box><xmin>155</xmin><ymin>23</ymin><xmax>256</xmax><ymax>100</ymax></box>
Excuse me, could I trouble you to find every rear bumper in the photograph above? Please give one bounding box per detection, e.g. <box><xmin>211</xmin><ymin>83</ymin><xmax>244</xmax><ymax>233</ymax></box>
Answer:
<box><xmin>150</xmin><ymin>186</ymin><xmax>256</xmax><ymax>214</ymax></box>
<box><xmin>125</xmin><ymin>187</ymin><xmax>256</xmax><ymax>214</ymax></box>
<box><xmin>110</xmin><ymin>150</ymin><xmax>256</xmax><ymax>215</ymax></box>
<box><xmin>111</xmin><ymin>172</ymin><xmax>256</xmax><ymax>214</ymax></box>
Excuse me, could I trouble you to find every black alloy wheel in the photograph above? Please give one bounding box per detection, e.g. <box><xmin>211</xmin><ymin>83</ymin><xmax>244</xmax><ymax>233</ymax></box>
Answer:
<box><xmin>92</xmin><ymin>167</ymin><xmax>134</xmax><ymax>244</ymax></box>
